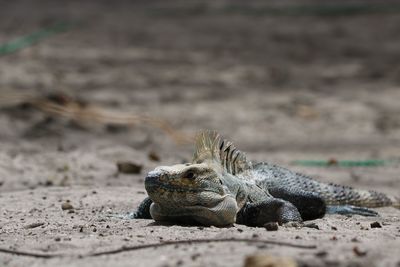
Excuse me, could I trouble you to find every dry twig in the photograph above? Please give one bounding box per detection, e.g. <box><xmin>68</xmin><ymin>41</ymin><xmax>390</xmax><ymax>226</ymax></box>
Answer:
<box><xmin>0</xmin><ymin>91</ymin><xmax>193</xmax><ymax>144</ymax></box>
<box><xmin>0</xmin><ymin>238</ymin><xmax>316</xmax><ymax>259</ymax></box>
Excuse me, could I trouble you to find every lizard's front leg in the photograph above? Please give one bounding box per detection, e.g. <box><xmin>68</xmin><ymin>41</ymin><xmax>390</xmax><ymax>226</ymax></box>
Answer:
<box><xmin>236</xmin><ymin>198</ymin><xmax>302</xmax><ymax>227</ymax></box>
<box><xmin>268</xmin><ymin>187</ymin><xmax>326</xmax><ymax>221</ymax></box>
<box><xmin>132</xmin><ymin>197</ymin><xmax>153</xmax><ymax>219</ymax></box>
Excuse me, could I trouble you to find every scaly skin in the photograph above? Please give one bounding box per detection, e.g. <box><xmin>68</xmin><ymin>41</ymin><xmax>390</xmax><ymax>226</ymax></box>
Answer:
<box><xmin>134</xmin><ymin>131</ymin><xmax>400</xmax><ymax>227</ymax></box>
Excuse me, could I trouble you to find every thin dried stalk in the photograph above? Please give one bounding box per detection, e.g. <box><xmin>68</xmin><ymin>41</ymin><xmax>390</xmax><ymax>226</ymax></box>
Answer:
<box><xmin>0</xmin><ymin>237</ymin><xmax>316</xmax><ymax>258</ymax></box>
<box><xmin>0</xmin><ymin>92</ymin><xmax>193</xmax><ymax>144</ymax></box>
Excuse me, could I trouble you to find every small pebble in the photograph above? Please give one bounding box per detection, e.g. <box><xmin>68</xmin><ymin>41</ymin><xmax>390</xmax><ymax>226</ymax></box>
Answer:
<box><xmin>370</xmin><ymin>221</ymin><xmax>382</xmax><ymax>228</ymax></box>
<box><xmin>304</xmin><ymin>222</ymin><xmax>319</xmax><ymax>230</ymax></box>
<box><xmin>191</xmin><ymin>253</ymin><xmax>201</xmax><ymax>261</ymax></box>
<box><xmin>116</xmin><ymin>161</ymin><xmax>142</xmax><ymax>174</ymax></box>
<box><xmin>353</xmin><ymin>246</ymin><xmax>367</xmax><ymax>257</ymax></box>
<box><xmin>315</xmin><ymin>251</ymin><xmax>328</xmax><ymax>258</ymax></box>
<box><xmin>61</xmin><ymin>202</ymin><xmax>74</xmax><ymax>210</ymax></box>
<box><xmin>244</xmin><ymin>254</ymin><xmax>297</xmax><ymax>267</ymax></box>
<box><xmin>264</xmin><ymin>222</ymin><xmax>279</xmax><ymax>231</ymax></box>
<box><xmin>148</xmin><ymin>151</ymin><xmax>160</xmax><ymax>161</ymax></box>
<box><xmin>106</xmin><ymin>124</ymin><xmax>129</xmax><ymax>133</ymax></box>
<box><xmin>24</xmin><ymin>222</ymin><xmax>45</xmax><ymax>229</ymax></box>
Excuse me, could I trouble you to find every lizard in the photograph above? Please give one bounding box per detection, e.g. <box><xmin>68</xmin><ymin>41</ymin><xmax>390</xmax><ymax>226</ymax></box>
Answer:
<box><xmin>133</xmin><ymin>131</ymin><xmax>400</xmax><ymax>227</ymax></box>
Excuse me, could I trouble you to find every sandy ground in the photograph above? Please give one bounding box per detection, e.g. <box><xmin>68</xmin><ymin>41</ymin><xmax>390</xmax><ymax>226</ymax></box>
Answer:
<box><xmin>0</xmin><ymin>1</ymin><xmax>400</xmax><ymax>266</ymax></box>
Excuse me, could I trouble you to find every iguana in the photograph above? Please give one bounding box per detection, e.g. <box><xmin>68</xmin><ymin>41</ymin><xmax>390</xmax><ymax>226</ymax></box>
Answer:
<box><xmin>133</xmin><ymin>131</ymin><xmax>399</xmax><ymax>227</ymax></box>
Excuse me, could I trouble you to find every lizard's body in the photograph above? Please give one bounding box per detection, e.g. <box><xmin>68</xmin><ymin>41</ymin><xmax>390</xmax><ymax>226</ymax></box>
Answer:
<box><xmin>134</xmin><ymin>131</ymin><xmax>399</xmax><ymax>227</ymax></box>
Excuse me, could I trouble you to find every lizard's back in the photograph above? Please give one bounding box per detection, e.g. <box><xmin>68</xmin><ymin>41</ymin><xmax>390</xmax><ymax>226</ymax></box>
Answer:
<box><xmin>253</xmin><ymin>162</ymin><xmax>400</xmax><ymax>209</ymax></box>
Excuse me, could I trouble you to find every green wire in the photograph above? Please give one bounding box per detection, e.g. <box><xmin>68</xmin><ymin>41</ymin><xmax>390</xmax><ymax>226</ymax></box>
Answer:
<box><xmin>0</xmin><ymin>21</ymin><xmax>75</xmax><ymax>56</ymax></box>
<box><xmin>292</xmin><ymin>159</ymin><xmax>391</xmax><ymax>167</ymax></box>
<box><xmin>148</xmin><ymin>3</ymin><xmax>400</xmax><ymax>17</ymax></box>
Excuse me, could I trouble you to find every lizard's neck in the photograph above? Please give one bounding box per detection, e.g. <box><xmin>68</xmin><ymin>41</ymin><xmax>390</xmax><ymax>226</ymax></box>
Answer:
<box><xmin>221</xmin><ymin>172</ymin><xmax>268</xmax><ymax>210</ymax></box>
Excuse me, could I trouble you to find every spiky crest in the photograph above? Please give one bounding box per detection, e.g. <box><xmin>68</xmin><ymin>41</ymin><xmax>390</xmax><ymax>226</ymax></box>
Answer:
<box><xmin>192</xmin><ymin>131</ymin><xmax>220</xmax><ymax>164</ymax></box>
<box><xmin>192</xmin><ymin>130</ymin><xmax>252</xmax><ymax>175</ymax></box>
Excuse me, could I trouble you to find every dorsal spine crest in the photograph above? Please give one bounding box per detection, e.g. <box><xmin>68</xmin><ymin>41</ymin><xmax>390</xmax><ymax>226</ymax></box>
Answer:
<box><xmin>193</xmin><ymin>130</ymin><xmax>252</xmax><ymax>175</ymax></box>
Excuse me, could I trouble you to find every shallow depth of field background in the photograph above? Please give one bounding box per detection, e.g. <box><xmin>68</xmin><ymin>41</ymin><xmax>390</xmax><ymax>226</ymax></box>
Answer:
<box><xmin>0</xmin><ymin>1</ymin><xmax>399</xmax><ymax>267</ymax></box>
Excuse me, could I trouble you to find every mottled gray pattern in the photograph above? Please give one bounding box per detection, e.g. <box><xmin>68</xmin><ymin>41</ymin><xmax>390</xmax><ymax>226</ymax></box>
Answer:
<box><xmin>253</xmin><ymin>162</ymin><xmax>395</xmax><ymax>208</ymax></box>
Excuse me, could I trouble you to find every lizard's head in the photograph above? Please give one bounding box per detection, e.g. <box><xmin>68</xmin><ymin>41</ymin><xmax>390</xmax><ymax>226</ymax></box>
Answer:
<box><xmin>145</xmin><ymin>161</ymin><xmax>237</xmax><ymax>226</ymax></box>
<box><xmin>144</xmin><ymin>131</ymin><xmax>252</xmax><ymax>227</ymax></box>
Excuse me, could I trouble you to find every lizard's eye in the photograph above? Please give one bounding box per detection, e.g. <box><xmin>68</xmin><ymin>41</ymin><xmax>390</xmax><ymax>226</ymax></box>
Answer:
<box><xmin>185</xmin><ymin>171</ymin><xmax>196</xmax><ymax>180</ymax></box>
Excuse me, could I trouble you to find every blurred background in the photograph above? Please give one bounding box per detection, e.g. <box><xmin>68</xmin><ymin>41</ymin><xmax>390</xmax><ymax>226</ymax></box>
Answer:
<box><xmin>1</xmin><ymin>2</ymin><xmax>400</xmax><ymax>266</ymax></box>
<box><xmin>1</xmin><ymin>0</ymin><xmax>400</xmax><ymax>192</ymax></box>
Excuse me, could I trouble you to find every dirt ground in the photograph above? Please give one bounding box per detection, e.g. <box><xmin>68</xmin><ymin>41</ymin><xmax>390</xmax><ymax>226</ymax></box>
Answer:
<box><xmin>1</xmin><ymin>1</ymin><xmax>400</xmax><ymax>266</ymax></box>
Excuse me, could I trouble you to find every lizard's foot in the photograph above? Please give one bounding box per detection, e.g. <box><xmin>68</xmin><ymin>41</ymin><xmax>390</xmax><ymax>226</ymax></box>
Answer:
<box><xmin>237</xmin><ymin>198</ymin><xmax>303</xmax><ymax>227</ymax></box>
<box><xmin>131</xmin><ymin>197</ymin><xmax>153</xmax><ymax>219</ymax></box>
<box><xmin>107</xmin><ymin>197</ymin><xmax>154</xmax><ymax>220</ymax></box>
<box><xmin>326</xmin><ymin>205</ymin><xmax>379</xmax><ymax>217</ymax></box>
<box><xmin>268</xmin><ymin>188</ymin><xmax>326</xmax><ymax>221</ymax></box>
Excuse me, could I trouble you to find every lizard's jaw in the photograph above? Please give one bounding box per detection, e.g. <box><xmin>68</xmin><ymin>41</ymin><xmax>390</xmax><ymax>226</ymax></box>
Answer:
<box><xmin>149</xmin><ymin>194</ymin><xmax>238</xmax><ymax>227</ymax></box>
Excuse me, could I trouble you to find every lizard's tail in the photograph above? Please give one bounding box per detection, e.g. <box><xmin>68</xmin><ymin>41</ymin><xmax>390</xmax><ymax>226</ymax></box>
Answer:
<box><xmin>306</xmin><ymin>182</ymin><xmax>400</xmax><ymax>209</ymax></box>
<box><xmin>320</xmin><ymin>183</ymin><xmax>399</xmax><ymax>209</ymax></box>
